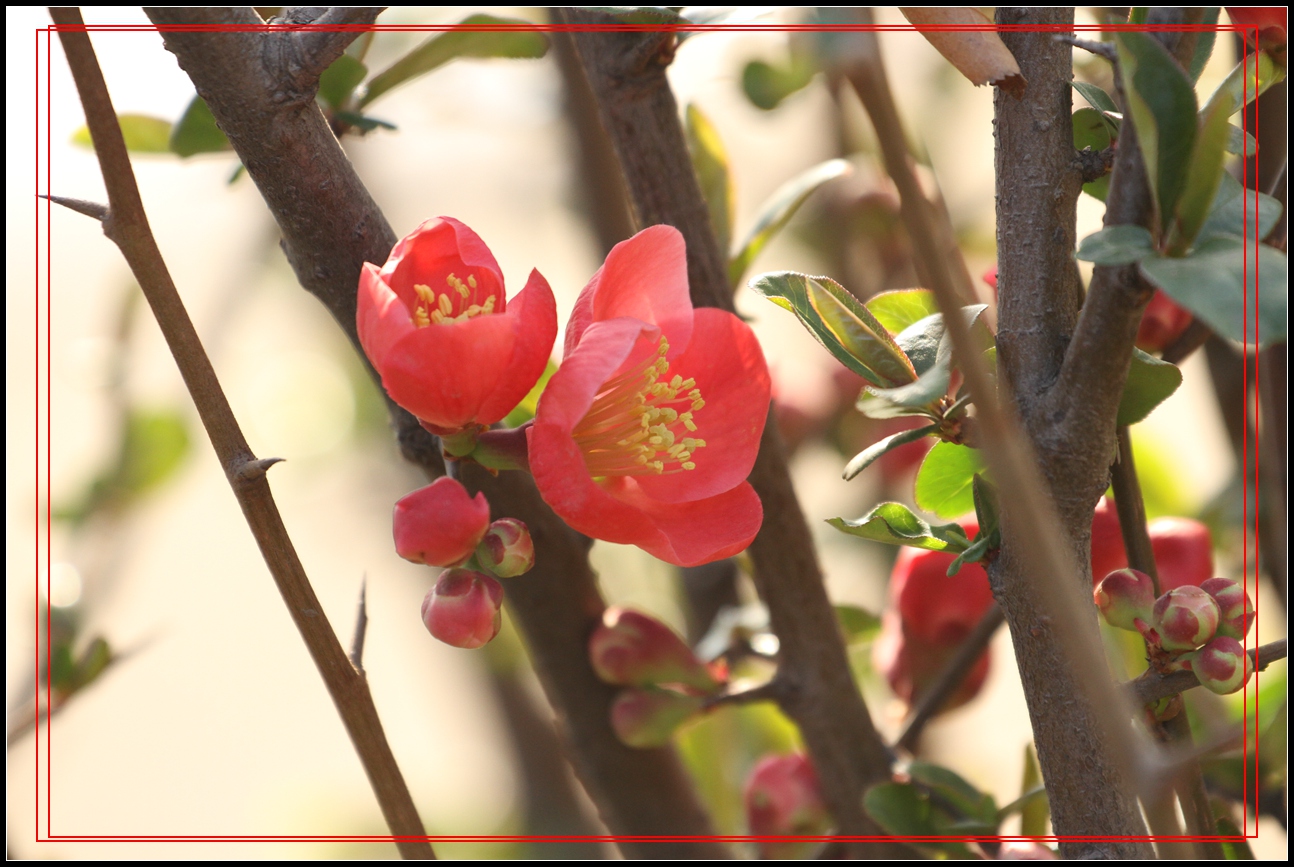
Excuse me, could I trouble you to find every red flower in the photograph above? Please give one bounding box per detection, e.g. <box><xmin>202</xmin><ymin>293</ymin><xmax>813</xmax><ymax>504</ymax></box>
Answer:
<box><xmin>528</xmin><ymin>226</ymin><xmax>770</xmax><ymax>567</ymax></box>
<box><xmin>744</xmin><ymin>753</ymin><xmax>830</xmax><ymax>858</ymax></box>
<box><xmin>393</xmin><ymin>476</ymin><xmax>491</xmax><ymax>568</ymax></box>
<box><xmin>357</xmin><ymin>217</ymin><xmax>557</xmax><ymax>434</ymax></box>
<box><xmin>1228</xmin><ymin>8</ymin><xmax>1287</xmax><ymax>54</ymax></box>
<box><xmin>1136</xmin><ymin>290</ymin><xmax>1193</xmax><ymax>354</ymax></box>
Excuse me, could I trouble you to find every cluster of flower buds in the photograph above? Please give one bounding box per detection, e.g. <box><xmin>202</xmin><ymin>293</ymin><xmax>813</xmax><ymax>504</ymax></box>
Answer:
<box><xmin>587</xmin><ymin>607</ymin><xmax>724</xmax><ymax>747</ymax></box>
<box><xmin>873</xmin><ymin>521</ymin><xmax>995</xmax><ymax>712</ymax></box>
<box><xmin>394</xmin><ymin>477</ymin><xmax>535</xmax><ymax>649</ymax></box>
<box><xmin>743</xmin><ymin>753</ymin><xmax>831</xmax><ymax>858</ymax></box>
<box><xmin>1094</xmin><ymin>569</ymin><xmax>1255</xmax><ymax>694</ymax></box>
<box><xmin>1089</xmin><ymin>498</ymin><xmax>1215</xmax><ymax>592</ymax></box>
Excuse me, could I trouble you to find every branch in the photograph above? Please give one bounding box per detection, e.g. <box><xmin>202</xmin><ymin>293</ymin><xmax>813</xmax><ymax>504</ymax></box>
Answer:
<box><xmin>558</xmin><ymin>10</ymin><xmax>904</xmax><ymax>852</ymax></box>
<box><xmin>143</xmin><ymin>8</ymin><xmax>725</xmax><ymax>853</ymax></box>
<box><xmin>48</xmin><ymin>8</ymin><xmax>432</xmax><ymax>859</ymax></box>
<box><xmin>1129</xmin><ymin>639</ymin><xmax>1286</xmax><ymax>705</ymax></box>
<box><xmin>271</xmin><ymin>7</ymin><xmax>384</xmax><ymax>94</ymax></box>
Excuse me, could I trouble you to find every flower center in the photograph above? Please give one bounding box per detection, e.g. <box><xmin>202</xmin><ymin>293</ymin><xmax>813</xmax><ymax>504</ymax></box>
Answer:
<box><xmin>410</xmin><ymin>273</ymin><xmax>496</xmax><ymax>327</ymax></box>
<box><xmin>572</xmin><ymin>336</ymin><xmax>707</xmax><ymax>476</ymax></box>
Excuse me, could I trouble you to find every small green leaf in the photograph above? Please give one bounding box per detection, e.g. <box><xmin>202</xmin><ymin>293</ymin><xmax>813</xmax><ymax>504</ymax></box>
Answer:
<box><xmin>864</xmin><ymin>782</ymin><xmax>934</xmax><ymax>836</ymax></box>
<box><xmin>1118</xmin><ymin>347</ymin><xmax>1183</xmax><ymax>426</ymax></box>
<box><xmin>1017</xmin><ymin>743</ymin><xmax>1049</xmax><ymax>836</ymax></box>
<box><xmin>750</xmin><ymin>271</ymin><xmax>915</xmax><ymax>387</ymax></box>
<box><xmin>909</xmin><ymin>761</ymin><xmax>998</xmax><ymax>827</ymax></box>
<box><xmin>169</xmin><ymin>97</ymin><xmax>231</xmax><ymax>157</ymax></box>
<box><xmin>1186</xmin><ymin>8</ymin><xmax>1220</xmax><ymax>82</ymax></box>
<box><xmin>1225</xmin><ymin>124</ymin><xmax>1257</xmax><ymax>156</ymax></box>
<box><xmin>69</xmin><ymin>637</ymin><xmax>113</xmax><ymax>692</ymax></box>
<box><xmin>893</xmin><ymin>312</ymin><xmax>946</xmax><ymax>376</ymax></box>
<box><xmin>843</xmin><ymin>423</ymin><xmax>938</xmax><ymax>480</ymax></box>
<box><xmin>317</xmin><ymin>53</ymin><xmax>367</xmax><ymax>111</ymax></box>
<box><xmin>502</xmin><ymin>357</ymin><xmax>558</xmax><ymax>427</ymax></box>
<box><xmin>685</xmin><ymin>104</ymin><xmax>733</xmax><ymax>257</ymax></box>
<box><xmin>828</xmin><ymin>502</ymin><xmax>971</xmax><ymax>553</ymax></box>
<box><xmin>856</xmin><ymin>365</ymin><xmax>950</xmax><ymax>419</ymax></box>
<box><xmin>865</xmin><ymin>289</ymin><xmax>939</xmax><ymax>335</ymax></box>
<box><xmin>73</xmin><ymin>114</ymin><xmax>173</xmax><ymax>154</ymax></box>
<box><xmin>1073</xmin><ymin>107</ymin><xmax>1115</xmax><ymax>201</ymax></box>
<box><xmin>334</xmin><ymin>111</ymin><xmax>397</xmax><ymax>132</ymax></box>
<box><xmin>1196</xmin><ymin>171</ymin><xmax>1285</xmax><ymax>246</ymax></box>
<box><xmin>915</xmin><ymin>441</ymin><xmax>986</xmax><ymax>519</ymax></box>
<box><xmin>1165</xmin><ymin>88</ymin><xmax>1233</xmax><ymax>255</ymax></box>
<box><xmin>835</xmin><ymin>604</ymin><xmax>881</xmax><ymax>643</ymax></box>
<box><xmin>360</xmin><ymin>14</ymin><xmax>548</xmax><ymax>108</ymax></box>
<box><xmin>1075</xmin><ymin>225</ymin><xmax>1156</xmax><ymax>265</ymax></box>
<box><xmin>1070</xmin><ymin>80</ymin><xmax>1119</xmax><ymax>114</ymax></box>
<box><xmin>1215</xmin><ymin>815</ymin><xmax>1256</xmax><ymax>859</ymax></box>
<box><xmin>1208</xmin><ymin>49</ymin><xmax>1285</xmax><ymax>118</ymax></box>
<box><xmin>971</xmin><ymin>474</ymin><xmax>999</xmax><ymax>536</ymax></box>
<box><xmin>946</xmin><ymin>532</ymin><xmax>994</xmax><ymax>577</ymax></box>
<box><xmin>1116</xmin><ymin>32</ymin><xmax>1199</xmax><ymax>235</ymax></box>
<box><xmin>741</xmin><ymin>54</ymin><xmax>817</xmax><ymax>110</ymax></box>
<box><xmin>1140</xmin><ymin>238</ymin><xmax>1287</xmax><ymax>346</ymax></box>
<box><xmin>730</xmin><ymin>159</ymin><xmax>852</xmax><ymax>287</ymax></box>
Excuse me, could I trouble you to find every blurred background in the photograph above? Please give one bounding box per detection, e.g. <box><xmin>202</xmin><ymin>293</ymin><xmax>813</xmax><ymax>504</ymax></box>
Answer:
<box><xmin>7</xmin><ymin>6</ymin><xmax>1285</xmax><ymax>858</ymax></box>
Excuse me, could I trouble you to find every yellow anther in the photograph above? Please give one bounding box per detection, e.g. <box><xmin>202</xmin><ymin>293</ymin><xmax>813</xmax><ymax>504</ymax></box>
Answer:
<box><xmin>682</xmin><ymin>461</ymin><xmax>696</xmax><ymax>470</ymax></box>
<box><xmin>659</xmin><ymin>407</ymin><xmax>678</xmax><ymax>423</ymax></box>
<box><xmin>658</xmin><ymin>338</ymin><xmax>670</xmax><ymax>355</ymax></box>
<box><xmin>438</xmin><ymin>293</ymin><xmax>453</xmax><ymax>315</ymax></box>
<box><xmin>670</xmin><ymin>375</ymin><xmax>683</xmax><ymax>389</ymax></box>
<box><xmin>414</xmin><ymin>283</ymin><xmax>436</xmax><ymax>305</ymax></box>
<box><xmin>680</xmin><ymin>378</ymin><xmax>696</xmax><ymax>391</ymax></box>
<box><xmin>651</xmin><ymin>460</ymin><xmax>665</xmax><ymax>473</ymax></box>
<box><xmin>692</xmin><ymin>398</ymin><xmax>706</xmax><ymax>411</ymax></box>
<box><xmin>413</xmin><ymin>308</ymin><xmax>431</xmax><ymax>327</ymax></box>
<box><xmin>482</xmin><ymin>297</ymin><xmax>496</xmax><ymax>313</ymax></box>
<box><xmin>467</xmin><ymin>274</ymin><xmax>478</xmax><ymax>289</ymax></box>
<box><xmin>681</xmin><ymin>413</ymin><xmax>697</xmax><ymax>432</ymax></box>
<box><xmin>466</xmin><ymin>304</ymin><xmax>482</xmax><ymax>317</ymax></box>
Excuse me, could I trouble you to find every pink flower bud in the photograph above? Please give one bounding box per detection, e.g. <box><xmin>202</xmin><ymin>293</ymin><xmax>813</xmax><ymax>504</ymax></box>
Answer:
<box><xmin>394</xmin><ymin>477</ymin><xmax>490</xmax><ymax>567</ymax></box>
<box><xmin>1151</xmin><ymin>585</ymin><xmax>1220</xmax><ymax>651</ymax></box>
<box><xmin>1199</xmin><ymin>577</ymin><xmax>1255</xmax><ymax>640</ymax></box>
<box><xmin>1094</xmin><ymin>568</ymin><xmax>1156</xmax><ymax>632</ymax></box>
<box><xmin>745</xmin><ymin>753</ymin><xmax>831</xmax><ymax>859</ymax></box>
<box><xmin>1186</xmin><ymin>635</ymin><xmax>1254</xmax><ymax>695</ymax></box>
<box><xmin>609</xmin><ymin>686</ymin><xmax>704</xmax><ymax>748</ymax></box>
<box><xmin>589</xmin><ymin>607</ymin><xmax>720</xmax><ymax>693</ymax></box>
<box><xmin>476</xmin><ymin>518</ymin><xmax>535</xmax><ymax>577</ymax></box>
<box><xmin>420</xmin><ymin>568</ymin><xmax>504</xmax><ymax>649</ymax></box>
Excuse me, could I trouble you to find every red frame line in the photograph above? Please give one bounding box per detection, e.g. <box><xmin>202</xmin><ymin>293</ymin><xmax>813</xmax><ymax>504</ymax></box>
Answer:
<box><xmin>31</xmin><ymin>13</ymin><xmax>1270</xmax><ymax>850</ymax></box>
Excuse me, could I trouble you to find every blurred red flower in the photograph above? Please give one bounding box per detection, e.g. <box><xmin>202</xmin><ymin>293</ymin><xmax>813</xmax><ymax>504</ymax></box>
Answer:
<box><xmin>529</xmin><ymin>225</ymin><xmax>770</xmax><ymax>567</ymax></box>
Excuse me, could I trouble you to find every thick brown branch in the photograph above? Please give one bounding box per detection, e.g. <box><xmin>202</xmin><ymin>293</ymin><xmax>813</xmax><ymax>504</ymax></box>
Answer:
<box><xmin>49</xmin><ymin>7</ymin><xmax>432</xmax><ymax>858</ymax></box>
<box><xmin>558</xmin><ymin>10</ymin><xmax>903</xmax><ymax>851</ymax></box>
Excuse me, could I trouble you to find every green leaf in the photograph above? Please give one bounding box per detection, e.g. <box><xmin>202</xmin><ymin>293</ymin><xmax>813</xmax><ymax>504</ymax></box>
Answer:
<box><xmin>1140</xmin><ymin>237</ymin><xmax>1287</xmax><ymax>346</ymax></box>
<box><xmin>863</xmin><ymin>782</ymin><xmax>977</xmax><ymax>858</ymax></box>
<box><xmin>317</xmin><ymin>53</ymin><xmax>367</xmax><ymax>111</ymax></box>
<box><xmin>750</xmin><ymin>271</ymin><xmax>916</xmax><ymax>387</ymax></box>
<box><xmin>909</xmin><ymin>761</ymin><xmax>998</xmax><ymax>828</ymax></box>
<box><xmin>360</xmin><ymin>14</ymin><xmax>548</xmax><ymax>108</ymax></box>
<box><xmin>1118</xmin><ymin>347</ymin><xmax>1183</xmax><ymax>426</ymax></box>
<box><xmin>73</xmin><ymin>114</ymin><xmax>173</xmax><ymax>154</ymax></box>
<box><xmin>334</xmin><ymin>111</ymin><xmax>397</xmax><ymax>133</ymax></box>
<box><xmin>1073</xmin><ymin>107</ymin><xmax>1115</xmax><ymax>201</ymax></box>
<box><xmin>1075</xmin><ymin>225</ymin><xmax>1156</xmax><ymax>265</ymax></box>
<box><xmin>1225</xmin><ymin>124</ymin><xmax>1257</xmax><ymax>156</ymax></box>
<box><xmin>971</xmin><ymin>474</ymin><xmax>999</xmax><ymax>536</ymax></box>
<box><xmin>857</xmin><ymin>306</ymin><xmax>989</xmax><ymax>420</ymax></box>
<box><xmin>1116</xmin><ymin>32</ymin><xmax>1199</xmax><ymax>235</ymax></box>
<box><xmin>502</xmin><ymin>357</ymin><xmax>558</xmax><ymax>427</ymax></box>
<box><xmin>946</xmin><ymin>532</ymin><xmax>995</xmax><ymax>576</ymax></box>
<box><xmin>915</xmin><ymin>441</ymin><xmax>985</xmax><ymax>519</ymax></box>
<box><xmin>741</xmin><ymin>53</ymin><xmax>817</xmax><ymax>110</ymax></box>
<box><xmin>685</xmin><ymin>104</ymin><xmax>733</xmax><ymax>257</ymax></box>
<box><xmin>117</xmin><ymin>409</ymin><xmax>191</xmax><ymax>496</ymax></box>
<box><xmin>1128</xmin><ymin>7</ymin><xmax>1148</xmax><ymax>25</ymax></box>
<box><xmin>1197</xmin><ymin>171</ymin><xmax>1285</xmax><ymax>247</ymax></box>
<box><xmin>1186</xmin><ymin>8</ymin><xmax>1220</xmax><ymax>83</ymax></box>
<box><xmin>843</xmin><ymin>423</ymin><xmax>938</xmax><ymax>480</ymax></box>
<box><xmin>1215</xmin><ymin>815</ymin><xmax>1256</xmax><ymax>859</ymax></box>
<box><xmin>583</xmin><ymin>6</ymin><xmax>685</xmax><ymax>26</ymax></box>
<box><xmin>835</xmin><ymin>604</ymin><xmax>881</xmax><ymax>643</ymax></box>
<box><xmin>1017</xmin><ymin>744</ymin><xmax>1048</xmax><ymax>836</ymax></box>
<box><xmin>1070</xmin><ymin>80</ymin><xmax>1119</xmax><ymax>114</ymax></box>
<box><xmin>893</xmin><ymin>312</ymin><xmax>946</xmax><ymax>376</ymax></box>
<box><xmin>1208</xmin><ymin>49</ymin><xmax>1285</xmax><ymax>118</ymax></box>
<box><xmin>730</xmin><ymin>159</ymin><xmax>852</xmax><ymax>287</ymax></box>
<box><xmin>828</xmin><ymin>502</ymin><xmax>971</xmax><ymax>553</ymax></box>
<box><xmin>169</xmin><ymin>97</ymin><xmax>231</xmax><ymax>157</ymax></box>
<box><xmin>1165</xmin><ymin>88</ymin><xmax>1233</xmax><ymax>255</ymax></box>
<box><xmin>865</xmin><ymin>289</ymin><xmax>938</xmax><ymax>335</ymax></box>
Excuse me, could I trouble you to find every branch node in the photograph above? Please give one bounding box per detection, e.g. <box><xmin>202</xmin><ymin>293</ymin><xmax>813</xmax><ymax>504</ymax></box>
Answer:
<box><xmin>41</xmin><ymin>193</ymin><xmax>108</xmax><ymax>222</ymax></box>
<box><xmin>235</xmin><ymin>456</ymin><xmax>285</xmax><ymax>481</ymax></box>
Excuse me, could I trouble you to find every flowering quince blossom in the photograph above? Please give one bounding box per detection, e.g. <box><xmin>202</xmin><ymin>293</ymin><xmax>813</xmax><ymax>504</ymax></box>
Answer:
<box><xmin>528</xmin><ymin>226</ymin><xmax>771</xmax><ymax>567</ymax></box>
<box><xmin>357</xmin><ymin>217</ymin><xmax>557</xmax><ymax>434</ymax></box>
<box><xmin>393</xmin><ymin>476</ymin><xmax>491</xmax><ymax>568</ymax></box>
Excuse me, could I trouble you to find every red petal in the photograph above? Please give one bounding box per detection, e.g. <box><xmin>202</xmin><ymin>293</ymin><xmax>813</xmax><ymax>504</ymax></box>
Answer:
<box><xmin>612</xmin><ymin>478</ymin><xmax>764</xmax><ymax>566</ymax></box>
<box><xmin>476</xmin><ymin>268</ymin><xmax>558</xmax><ymax>424</ymax></box>
<box><xmin>385</xmin><ymin>217</ymin><xmax>505</xmax><ymax>312</ymax></box>
<box><xmin>633</xmin><ymin>308</ymin><xmax>770</xmax><ymax>503</ymax></box>
<box><xmin>357</xmin><ymin>263</ymin><xmax>415</xmax><ymax>370</ymax></box>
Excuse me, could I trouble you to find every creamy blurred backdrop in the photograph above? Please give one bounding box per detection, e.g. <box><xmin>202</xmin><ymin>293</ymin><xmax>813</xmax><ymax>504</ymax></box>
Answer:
<box><xmin>7</xmin><ymin>6</ymin><xmax>1283</xmax><ymax>859</ymax></box>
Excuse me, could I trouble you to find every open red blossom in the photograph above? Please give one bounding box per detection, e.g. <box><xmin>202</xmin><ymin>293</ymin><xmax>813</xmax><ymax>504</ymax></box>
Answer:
<box><xmin>528</xmin><ymin>225</ymin><xmax>770</xmax><ymax>567</ymax></box>
<box><xmin>357</xmin><ymin>217</ymin><xmax>557</xmax><ymax>434</ymax></box>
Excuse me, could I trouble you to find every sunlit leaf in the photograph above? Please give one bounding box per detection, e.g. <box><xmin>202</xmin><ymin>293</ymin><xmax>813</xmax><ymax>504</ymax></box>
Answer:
<box><xmin>828</xmin><ymin>502</ymin><xmax>971</xmax><ymax>553</ymax></box>
<box><xmin>865</xmin><ymin>289</ymin><xmax>938</xmax><ymax>335</ymax></box>
<box><xmin>169</xmin><ymin>97</ymin><xmax>231</xmax><ymax>157</ymax></box>
<box><xmin>73</xmin><ymin>114</ymin><xmax>173</xmax><ymax>154</ymax></box>
<box><xmin>843</xmin><ymin>423</ymin><xmax>938</xmax><ymax>480</ymax></box>
<box><xmin>1073</xmin><ymin>107</ymin><xmax>1115</xmax><ymax>201</ymax></box>
<box><xmin>1207</xmin><ymin>49</ymin><xmax>1285</xmax><ymax>118</ymax></box>
<box><xmin>685</xmin><ymin>104</ymin><xmax>733</xmax><ymax>257</ymax></box>
<box><xmin>741</xmin><ymin>54</ymin><xmax>817</xmax><ymax>110</ymax></box>
<box><xmin>915</xmin><ymin>441</ymin><xmax>985</xmax><ymax>519</ymax></box>
<box><xmin>1117</xmin><ymin>348</ymin><xmax>1183</xmax><ymax>426</ymax></box>
<box><xmin>502</xmin><ymin>357</ymin><xmax>558</xmax><ymax>427</ymax></box>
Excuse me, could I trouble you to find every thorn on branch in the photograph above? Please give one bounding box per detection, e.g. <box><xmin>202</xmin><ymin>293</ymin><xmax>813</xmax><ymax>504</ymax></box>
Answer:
<box><xmin>235</xmin><ymin>456</ymin><xmax>285</xmax><ymax>481</ymax></box>
<box><xmin>41</xmin><ymin>193</ymin><xmax>108</xmax><ymax>222</ymax></box>
<box><xmin>350</xmin><ymin>574</ymin><xmax>369</xmax><ymax>673</ymax></box>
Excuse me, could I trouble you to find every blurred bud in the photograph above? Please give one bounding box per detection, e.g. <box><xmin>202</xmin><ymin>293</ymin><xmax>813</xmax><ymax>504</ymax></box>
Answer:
<box><xmin>1151</xmin><ymin>585</ymin><xmax>1220</xmax><ymax>651</ymax></box>
<box><xmin>590</xmin><ymin>607</ymin><xmax>720</xmax><ymax>693</ymax></box>
<box><xmin>394</xmin><ymin>477</ymin><xmax>491</xmax><ymax>568</ymax></box>
<box><xmin>1089</xmin><ymin>497</ymin><xmax>1128</xmax><ymax>585</ymax></box>
<box><xmin>609</xmin><ymin>686</ymin><xmax>704</xmax><ymax>748</ymax></box>
<box><xmin>1199</xmin><ymin>577</ymin><xmax>1255</xmax><ymax>640</ymax></box>
<box><xmin>873</xmin><ymin>611</ymin><xmax>990</xmax><ymax>711</ymax></box>
<box><xmin>1094</xmin><ymin>568</ymin><xmax>1156</xmax><ymax>633</ymax></box>
<box><xmin>745</xmin><ymin>753</ymin><xmax>831</xmax><ymax>859</ymax></box>
<box><xmin>476</xmin><ymin>518</ymin><xmax>535</xmax><ymax>577</ymax></box>
<box><xmin>1227</xmin><ymin>8</ymin><xmax>1288</xmax><ymax>57</ymax></box>
<box><xmin>997</xmin><ymin>841</ymin><xmax>1059</xmax><ymax>860</ymax></box>
<box><xmin>420</xmin><ymin>568</ymin><xmax>504</xmax><ymax>649</ymax></box>
<box><xmin>891</xmin><ymin>522</ymin><xmax>994</xmax><ymax>646</ymax></box>
<box><xmin>1148</xmin><ymin>517</ymin><xmax>1213</xmax><ymax>591</ymax></box>
<box><xmin>1135</xmin><ymin>290</ymin><xmax>1194</xmax><ymax>354</ymax></box>
<box><xmin>1186</xmin><ymin>635</ymin><xmax>1254</xmax><ymax>694</ymax></box>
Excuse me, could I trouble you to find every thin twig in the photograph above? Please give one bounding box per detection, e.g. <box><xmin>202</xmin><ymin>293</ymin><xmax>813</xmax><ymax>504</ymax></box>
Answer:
<box><xmin>48</xmin><ymin>9</ymin><xmax>433</xmax><ymax>858</ymax></box>
<box><xmin>1056</xmin><ymin>34</ymin><xmax>1118</xmax><ymax>61</ymax></box>
<box><xmin>894</xmin><ymin>605</ymin><xmax>1004</xmax><ymax>753</ymax></box>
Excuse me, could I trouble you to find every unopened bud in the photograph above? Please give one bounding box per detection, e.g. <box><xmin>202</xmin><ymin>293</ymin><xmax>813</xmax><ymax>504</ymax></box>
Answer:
<box><xmin>1151</xmin><ymin>585</ymin><xmax>1220</xmax><ymax>651</ymax></box>
<box><xmin>609</xmin><ymin>686</ymin><xmax>704</xmax><ymax>748</ymax></box>
<box><xmin>394</xmin><ymin>477</ymin><xmax>490</xmax><ymax>568</ymax></box>
<box><xmin>589</xmin><ymin>607</ymin><xmax>720</xmax><ymax>693</ymax></box>
<box><xmin>420</xmin><ymin>568</ymin><xmax>504</xmax><ymax>649</ymax></box>
<box><xmin>745</xmin><ymin>753</ymin><xmax>831</xmax><ymax>859</ymax></box>
<box><xmin>477</xmin><ymin>518</ymin><xmax>535</xmax><ymax>577</ymax></box>
<box><xmin>1185</xmin><ymin>635</ymin><xmax>1253</xmax><ymax>695</ymax></box>
<box><xmin>1094</xmin><ymin>568</ymin><xmax>1156</xmax><ymax>632</ymax></box>
<box><xmin>1199</xmin><ymin>577</ymin><xmax>1254</xmax><ymax>640</ymax></box>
